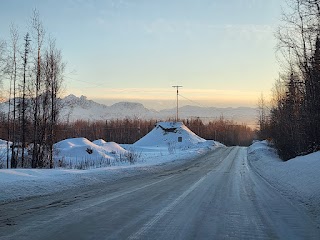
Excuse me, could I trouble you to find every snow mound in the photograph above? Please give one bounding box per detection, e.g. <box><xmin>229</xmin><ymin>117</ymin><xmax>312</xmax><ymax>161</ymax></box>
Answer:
<box><xmin>54</xmin><ymin>138</ymin><xmax>129</xmax><ymax>164</ymax></box>
<box><xmin>92</xmin><ymin>139</ymin><xmax>107</xmax><ymax>146</ymax></box>
<box><xmin>103</xmin><ymin>142</ymin><xmax>127</xmax><ymax>154</ymax></box>
<box><xmin>133</xmin><ymin>122</ymin><xmax>209</xmax><ymax>149</ymax></box>
<box><xmin>54</xmin><ymin>137</ymin><xmax>112</xmax><ymax>161</ymax></box>
<box><xmin>56</xmin><ymin>137</ymin><xmax>97</xmax><ymax>150</ymax></box>
<box><xmin>248</xmin><ymin>140</ymin><xmax>278</xmax><ymax>156</ymax></box>
<box><xmin>93</xmin><ymin>140</ymin><xmax>127</xmax><ymax>154</ymax></box>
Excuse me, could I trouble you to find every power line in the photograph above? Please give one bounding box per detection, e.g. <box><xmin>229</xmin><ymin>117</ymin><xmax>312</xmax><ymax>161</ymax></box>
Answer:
<box><xmin>178</xmin><ymin>93</ymin><xmax>208</xmax><ymax>108</ymax></box>
<box><xmin>172</xmin><ymin>86</ymin><xmax>183</xmax><ymax>121</ymax></box>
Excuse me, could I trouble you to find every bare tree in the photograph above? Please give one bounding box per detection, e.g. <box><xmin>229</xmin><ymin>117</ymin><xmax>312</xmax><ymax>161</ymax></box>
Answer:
<box><xmin>0</xmin><ymin>9</ymin><xmax>67</xmax><ymax>168</ymax></box>
<box><xmin>271</xmin><ymin>0</ymin><xmax>320</xmax><ymax>159</ymax></box>
<box><xmin>20</xmin><ymin>33</ymin><xmax>31</xmax><ymax>167</ymax></box>
<box><xmin>31</xmin><ymin>9</ymin><xmax>45</xmax><ymax>168</ymax></box>
<box><xmin>42</xmin><ymin>38</ymin><xmax>65</xmax><ymax>168</ymax></box>
<box><xmin>0</xmin><ymin>39</ymin><xmax>6</xmax><ymax>93</ymax></box>
<box><xmin>257</xmin><ymin>93</ymin><xmax>269</xmax><ymax>139</ymax></box>
<box><xmin>7</xmin><ymin>24</ymin><xmax>19</xmax><ymax>168</ymax></box>
<box><xmin>0</xmin><ymin>39</ymin><xmax>7</xmax><ymax>167</ymax></box>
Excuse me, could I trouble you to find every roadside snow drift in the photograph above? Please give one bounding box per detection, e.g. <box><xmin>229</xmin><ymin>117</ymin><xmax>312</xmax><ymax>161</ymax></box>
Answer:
<box><xmin>248</xmin><ymin>140</ymin><xmax>320</xmax><ymax>225</ymax></box>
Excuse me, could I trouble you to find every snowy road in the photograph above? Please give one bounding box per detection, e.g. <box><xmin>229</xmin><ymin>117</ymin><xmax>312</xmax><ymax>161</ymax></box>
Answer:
<box><xmin>1</xmin><ymin>147</ymin><xmax>319</xmax><ymax>239</ymax></box>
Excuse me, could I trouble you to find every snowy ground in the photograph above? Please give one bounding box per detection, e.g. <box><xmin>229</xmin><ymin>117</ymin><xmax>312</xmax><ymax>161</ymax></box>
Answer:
<box><xmin>248</xmin><ymin>140</ymin><xmax>320</xmax><ymax>225</ymax></box>
<box><xmin>0</xmin><ymin>145</ymin><xmax>215</xmax><ymax>203</ymax></box>
<box><xmin>0</xmin><ymin>122</ymin><xmax>218</xmax><ymax>203</ymax></box>
<box><xmin>2</xmin><ymin>146</ymin><xmax>319</xmax><ymax>239</ymax></box>
<box><xmin>2</xmin><ymin>123</ymin><xmax>319</xmax><ymax>231</ymax></box>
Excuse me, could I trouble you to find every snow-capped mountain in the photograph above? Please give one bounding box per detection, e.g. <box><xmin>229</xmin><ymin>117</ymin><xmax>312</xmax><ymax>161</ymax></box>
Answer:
<box><xmin>0</xmin><ymin>94</ymin><xmax>258</xmax><ymax>126</ymax></box>
<box><xmin>62</xmin><ymin>94</ymin><xmax>104</xmax><ymax>109</ymax></box>
<box><xmin>59</xmin><ymin>95</ymin><xmax>157</xmax><ymax>121</ymax></box>
<box><xmin>59</xmin><ymin>95</ymin><xmax>258</xmax><ymax>125</ymax></box>
<box><xmin>107</xmin><ymin>102</ymin><xmax>158</xmax><ymax>119</ymax></box>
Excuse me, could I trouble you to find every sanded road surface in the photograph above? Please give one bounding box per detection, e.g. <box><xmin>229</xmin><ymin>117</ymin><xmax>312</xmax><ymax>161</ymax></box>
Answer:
<box><xmin>0</xmin><ymin>147</ymin><xmax>319</xmax><ymax>239</ymax></box>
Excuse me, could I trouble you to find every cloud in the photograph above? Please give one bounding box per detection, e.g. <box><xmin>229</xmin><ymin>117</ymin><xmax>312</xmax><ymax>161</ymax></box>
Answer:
<box><xmin>66</xmin><ymin>87</ymin><xmax>262</xmax><ymax>102</ymax></box>
<box><xmin>223</xmin><ymin>24</ymin><xmax>274</xmax><ymax>41</ymax></box>
<box><xmin>142</xmin><ymin>18</ymin><xmax>274</xmax><ymax>42</ymax></box>
<box><xmin>65</xmin><ymin>86</ymin><xmax>266</xmax><ymax>110</ymax></box>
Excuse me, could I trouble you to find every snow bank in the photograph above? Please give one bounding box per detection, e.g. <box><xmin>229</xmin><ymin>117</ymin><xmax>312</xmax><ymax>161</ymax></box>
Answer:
<box><xmin>0</xmin><ymin>167</ymin><xmax>137</xmax><ymax>202</ymax></box>
<box><xmin>248</xmin><ymin>141</ymin><xmax>320</xmax><ymax>225</ymax></box>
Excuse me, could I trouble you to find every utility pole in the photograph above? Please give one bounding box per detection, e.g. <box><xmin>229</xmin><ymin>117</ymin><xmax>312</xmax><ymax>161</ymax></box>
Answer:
<box><xmin>172</xmin><ymin>85</ymin><xmax>183</xmax><ymax>122</ymax></box>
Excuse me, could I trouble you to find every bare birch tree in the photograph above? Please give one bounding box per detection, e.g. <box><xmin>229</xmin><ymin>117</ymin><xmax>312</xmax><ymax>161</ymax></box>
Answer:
<box><xmin>8</xmin><ymin>24</ymin><xmax>19</xmax><ymax>168</ymax></box>
<box><xmin>31</xmin><ymin>9</ymin><xmax>45</xmax><ymax>168</ymax></box>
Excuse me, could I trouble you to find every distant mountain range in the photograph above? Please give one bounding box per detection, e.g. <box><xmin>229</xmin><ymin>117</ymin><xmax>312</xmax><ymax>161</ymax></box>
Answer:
<box><xmin>0</xmin><ymin>94</ymin><xmax>258</xmax><ymax>127</ymax></box>
<box><xmin>58</xmin><ymin>95</ymin><xmax>259</xmax><ymax>127</ymax></box>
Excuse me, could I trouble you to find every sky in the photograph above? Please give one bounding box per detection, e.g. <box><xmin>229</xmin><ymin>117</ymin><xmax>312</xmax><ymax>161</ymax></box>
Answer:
<box><xmin>0</xmin><ymin>0</ymin><xmax>282</xmax><ymax>110</ymax></box>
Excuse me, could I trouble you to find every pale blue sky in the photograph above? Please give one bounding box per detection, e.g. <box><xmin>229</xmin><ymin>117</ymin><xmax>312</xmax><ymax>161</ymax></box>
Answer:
<box><xmin>0</xmin><ymin>0</ymin><xmax>281</xmax><ymax>109</ymax></box>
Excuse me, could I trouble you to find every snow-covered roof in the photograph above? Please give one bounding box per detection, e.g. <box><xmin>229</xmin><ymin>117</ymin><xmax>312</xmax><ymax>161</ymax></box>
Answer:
<box><xmin>134</xmin><ymin>121</ymin><xmax>207</xmax><ymax>147</ymax></box>
<box><xmin>157</xmin><ymin>121</ymin><xmax>183</xmax><ymax>130</ymax></box>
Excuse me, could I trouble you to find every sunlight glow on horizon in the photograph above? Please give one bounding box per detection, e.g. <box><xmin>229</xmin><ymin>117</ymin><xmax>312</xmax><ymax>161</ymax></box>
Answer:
<box><xmin>66</xmin><ymin>87</ymin><xmax>266</xmax><ymax>110</ymax></box>
<box><xmin>1</xmin><ymin>0</ymin><xmax>281</xmax><ymax>109</ymax></box>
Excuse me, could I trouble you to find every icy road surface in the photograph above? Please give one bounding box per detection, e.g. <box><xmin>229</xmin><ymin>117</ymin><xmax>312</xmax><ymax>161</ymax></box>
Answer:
<box><xmin>0</xmin><ymin>147</ymin><xmax>319</xmax><ymax>239</ymax></box>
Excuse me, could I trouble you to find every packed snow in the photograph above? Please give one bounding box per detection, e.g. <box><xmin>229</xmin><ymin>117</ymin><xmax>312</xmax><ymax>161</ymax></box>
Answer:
<box><xmin>248</xmin><ymin>140</ymin><xmax>320</xmax><ymax>225</ymax></box>
<box><xmin>0</xmin><ymin>122</ymin><xmax>218</xmax><ymax>202</ymax></box>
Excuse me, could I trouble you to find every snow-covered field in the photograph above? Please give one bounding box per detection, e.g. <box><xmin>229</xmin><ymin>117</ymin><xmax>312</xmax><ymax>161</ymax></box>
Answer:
<box><xmin>0</xmin><ymin>122</ymin><xmax>218</xmax><ymax>203</ymax></box>
<box><xmin>248</xmin><ymin>140</ymin><xmax>320</xmax><ymax>225</ymax></box>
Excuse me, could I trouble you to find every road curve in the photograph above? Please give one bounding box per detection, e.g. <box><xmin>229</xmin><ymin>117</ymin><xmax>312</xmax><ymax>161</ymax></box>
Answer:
<box><xmin>0</xmin><ymin>147</ymin><xmax>319</xmax><ymax>239</ymax></box>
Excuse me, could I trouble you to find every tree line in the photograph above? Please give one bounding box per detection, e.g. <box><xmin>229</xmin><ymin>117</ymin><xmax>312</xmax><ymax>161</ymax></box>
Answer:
<box><xmin>0</xmin><ymin>117</ymin><xmax>254</xmax><ymax>153</ymax></box>
<box><xmin>0</xmin><ymin>10</ymin><xmax>65</xmax><ymax>168</ymax></box>
<box><xmin>258</xmin><ymin>0</ymin><xmax>320</xmax><ymax>160</ymax></box>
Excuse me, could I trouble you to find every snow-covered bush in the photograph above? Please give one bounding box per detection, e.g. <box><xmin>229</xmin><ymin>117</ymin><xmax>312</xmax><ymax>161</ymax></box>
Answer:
<box><xmin>121</xmin><ymin>149</ymin><xmax>141</xmax><ymax>164</ymax></box>
<box><xmin>55</xmin><ymin>156</ymin><xmax>113</xmax><ymax>170</ymax></box>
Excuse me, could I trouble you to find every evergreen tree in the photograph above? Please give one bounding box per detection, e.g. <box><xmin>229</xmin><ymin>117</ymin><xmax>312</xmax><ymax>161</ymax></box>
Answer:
<box><xmin>305</xmin><ymin>35</ymin><xmax>320</xmax><ymax>151</ymax></box>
